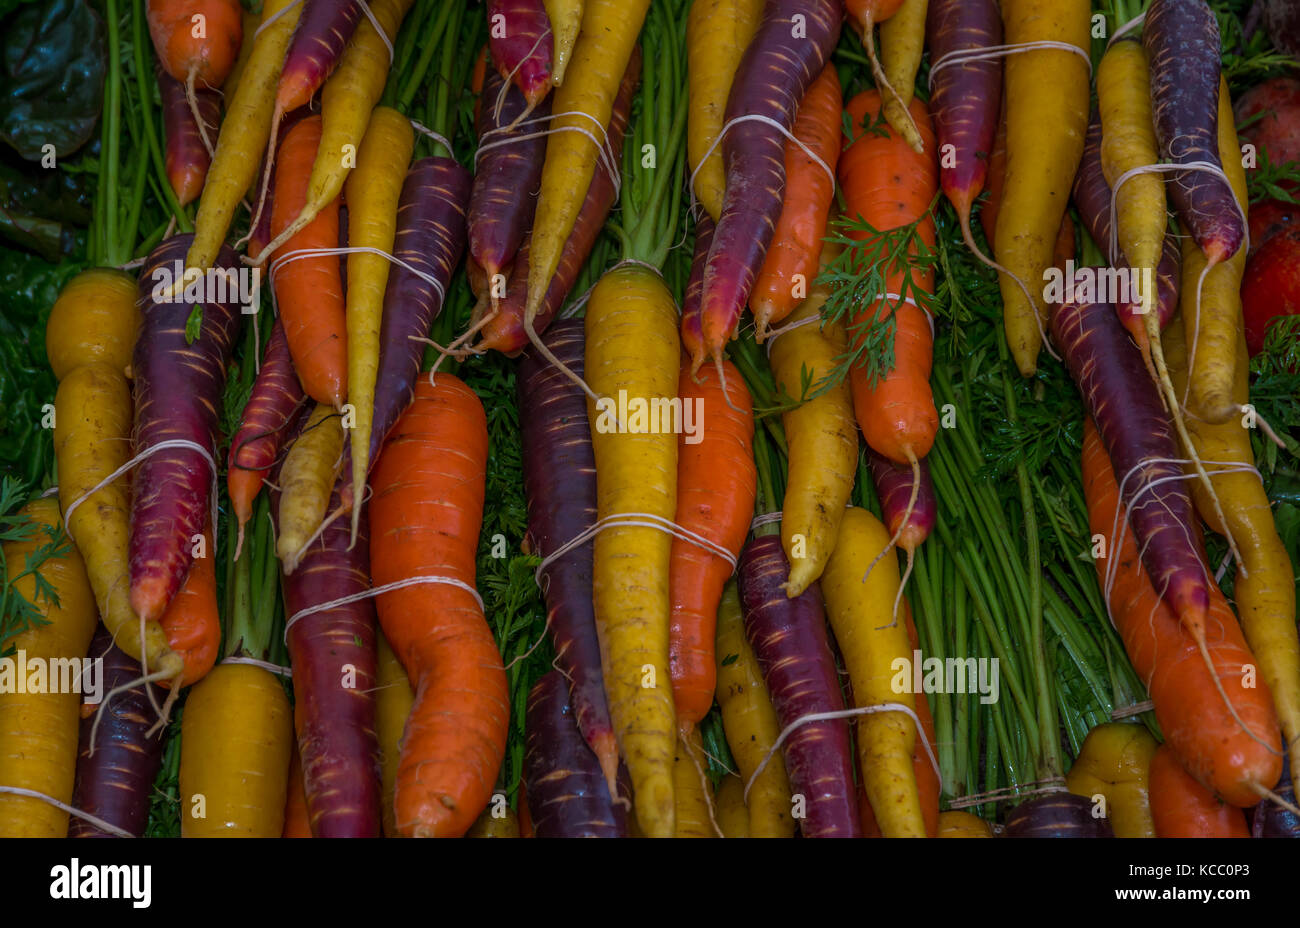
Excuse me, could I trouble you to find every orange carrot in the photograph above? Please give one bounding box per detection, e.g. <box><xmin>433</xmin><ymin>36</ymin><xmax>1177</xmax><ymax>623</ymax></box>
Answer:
<box><xmin>270</xmin><ymin>116</ymin><xmax>347</xmax><ymax>408</ymax></box>
<box><xmin>282</xmin><ymin>744</ymin><xmax>313</xmax><ymax>838</ymax></box>
<box><xmin>1148</xmin><ymin>745</ymin><xmax>1251</xmax><ymax>838</ymax></box>
<box><xmin>369</xmin><ymin>374</ymin><xmax>508</xmax><ymax>838</ymax></box>
<box><xmin>147</xmin><ymin>0</ymin><xmax>243</xmax><ymax>89</ymax></box>
<box><xmin>749</xmin><ymin>65</ymin><xmax>842</xmax><ymax>340</ymax></box>
<box><xmin>1082</xmin><ymin>419</ymin><xmax>1282</xmax><ymax>808</ymax></box>
<box><xmin>669</xmin><ymin>360</ymin><xmax>755</xmax><ymax>731</ymax></box>
<box><xmin>157</xmin><ymin>520</ymin><xmax>219</xmax><ymax>688</ymax></box>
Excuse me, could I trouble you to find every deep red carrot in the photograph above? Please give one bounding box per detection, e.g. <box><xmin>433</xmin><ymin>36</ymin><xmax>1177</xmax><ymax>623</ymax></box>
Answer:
<box><xmin>476</xmin><ymin>49</ymin><xmax>640</xmax><ymax>355</ymax></box>
<box><xmin>867</xmin><ymin>447</ymin><xmax>935</xmax><ymax>555</ymax></box>
<box><xmin>739</xmin><ymin>535</ymin><xmax>861</xmax><ymax>838</ymax></box>
<box><xmin>679</xmin><ymin>213</ymin><xmax>714</xmax><ymax>369</ymax></box>
<box><xmin>469</xmin><ymin>65</ymin><xmax>551</xmax><ymax>287</ymax></box>
<box><xmin>67</xmin><ymin>625</ymin><xmax>165</xmax><ymax>838</ymax></box>
<box><xmin>159</xmin><ymin>64</ymin><xmax>220</xmax><ymax>207</ymax></box>
<box><xmin>1253</xmin><ymin>761</ymin><xmax>1300</xmax><ymax>837</ymax></box>
<box><xmin>131</xmin><ymin>234</ymin><xmax>243</xmax><ymax>623</ymax></box>
<box><xmin>486</xmin><ymin>0</ymin><xmax>553</xmax><ymax>110</ymax></box>
<box><xmin>276</xmin><ymin>0</ymin><xmax>364</xmax><ymax>114</ymax></box>
<box><xmin>695</xmin><ymin>0</ymin><xmax>841</xmax><ymax>375</ymax></box>
<box><xmin>1144</xmin><ymin>0</ymin><xmax>1245</xmax><ymax>265</ymax></box>
<box><xmin>275</xmin><ymin>480</ymin><xmax>382</xmax><ymax>838</ymax></box>
<box><xmin>367</xmin><ymin>156</ymin><xmax>471</xmax><ymax>465</ymax></box>
<box><xmin>228</xmin><ymin>321</ymin><xmax>308</xmax><ymax>557</ymax></box>
<box><xmin>518</xmin><ymin>319</ymin><xmax>619</xmax><ymax>793</ymax></box>
<box><xmin>523</xmin><ymin>671</ymin><xmax>628</xmax><ymax>838</ymax></box>
<box><xmin>926</xmin><ymin>0</ymin><xmax>1001</xmax><ymax>249</ymax></box>
<box><xmin>1003</xmin><ymin>793</ymin><xmax>1115</xmax><ymax>837</ymax></box>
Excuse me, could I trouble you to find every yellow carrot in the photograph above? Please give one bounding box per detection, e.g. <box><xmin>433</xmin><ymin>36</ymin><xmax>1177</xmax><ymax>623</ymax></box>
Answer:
<box><xmin>714</xmin><ymin>773</ymin><xmax>750</xmax><ymax>837</ymax></box>
<box><xmin>673</xmin><ymin>726</ymin><xmax>718</xmax><ymax>837</ymax></box>
<box><xmin>879</xmin><ymin>0</ymin><xmax>928</xmax><ymax>151</ymax></box>
<box><xmin>375</xmin><ymin>629</ymin><xmax>414</xmax><ymax>838</ymax></box>
<box><xmin>544</xmin><ymin>0</ymin><xmax>584</xmax><ymax>86</ymax></box>
<box><xmin>275</xmin><ymin>403</ymin><xmax>345</xmax><ymax>572</ymax></box>
<box><xmin>343</xmin><ymin>107</ymin><xmax>415</xmax><ymax>532</ymax></box>
<box><xmin>0</xmin><ymin>500</ymin><xmax>97</xmax><ymax>837</ymax></box>
<box><xmin>1064</xmin><ymin>722</ymin><xmax>1158</xmax><ymax>838</ymax></box>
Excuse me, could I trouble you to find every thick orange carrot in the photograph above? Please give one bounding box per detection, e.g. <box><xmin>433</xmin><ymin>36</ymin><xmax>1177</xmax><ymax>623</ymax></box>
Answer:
<box><xmin>669</xmin><ymin>360</ymin><xmax>755</xmax><ymax>731</ymax></box>
<box><xmin>147</xmin><ymin>0</ymin><xmax>243</xmax><ymax>89</ymax></box>
<box><xmin>749</xmin><ymin>64</ymin><xmax>842</xmax><ymax>340</ymax></box>
<box><xmin>157</xmin><ymin>520</ymin><xmax>219</xmax><ymax>688</ymax></box>
<box><xmin>369</xmin><ymin>374</ymin><xmax>508</xmax><ymax>838</ymax></box>
<box><xmin>1148</xmin><ymin>745</ymin><xmax>1250</xmax><ymax>838</ymax></box>
<box><xmin>270</xmin><ymin>116</ymin><xmax>347</xmax><ymax>408</ymax></box>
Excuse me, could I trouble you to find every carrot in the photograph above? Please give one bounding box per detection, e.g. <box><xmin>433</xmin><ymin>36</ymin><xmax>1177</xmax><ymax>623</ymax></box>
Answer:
<box><xmin>686</xmin><ymin>0</ymin><xmax>763</xmax><ymax>224</ymax></box>
<box><xmin>519</xmin><ymin>320</ymin><xmax>619</xmax><ymax>790</ymax></box>
<box><xmin>344</xmin><ymin>107</ymin><xmax>415</xmax><ymax>537</ymax></box>
<box><xmin>524</xmin><ymin>0</ymin><xmax>649</xmax><ymax>342</ymax></box>
<box><xmin>673</xmin><ymin>726</ymin><xmax>718</xmax><ymax>837</ymax></box>
<box><xmin>1149</xmin><ymin>745</ymin><xmax>1251</xmax><ymax>838</ymax></box>
<box><xmin>714</xmin><ymin>581</ymin><xmax>794</xmax><ymax>838</ymax></box>
<box><xmin>251</xmin><ymin>0</ymin><xmax>415</xmax><ymax>264</ymax></box>
<box><xmin>867</xmin><ymin>448</ymin><xmax>936</xmax><ymax>567</ymax></box>
<box><xmin>839</xmin><ymin>91</ymin><xmax>939</xmax><ymax>476</ymax></box>
<box><xmin>184</xmin><ymin>0</ymin><xmax>301</xmax><ymax>275</ymax></box>
<box><xmin>68</xmin><ymin>626</ymin><xmax>166</xmax><ymax>838</ymax></box>
<box><xmin>929</xmin><ymin>0</ymin><xmax>1001</xmax><ymax>254</ymax></box>
<box><xmin>937</xmin><ymin>811</ymin><xmax>994</xmax><ymax>837</ymax></box>
<box><xmin>131</xmin><ymin>235</ymin><xmax>244</xmax><ymax>625</ymax></box>
<box><xmin>477</xmin><ymin>48</ymin><xmax>639</xmax><ymax>356</ymax></box>
<box><xmin>227</xmin><ymin>322</ymin><xmax>308</xmax><ymax>557</ymax></box>
<box><xmin>275</xmin><ymin>404</ymin><xmax>345</xmax><ymax>572</ymax></box>
<box><xmin>180</xmin><ymin>663</ymin><xmax>293</xmax><ymax>836</ymax></box>
<box><xmin>276</xmin><ymin>0</ymin><xmax>364</xmax><ymax>115</ymax></box>
<box><xmin>1082</xmin><ymin>418</ymin><xmax>1284</xmax><ymax>807</ymax></box>
<box><xmin>1179</xmin><ymin>76</ymin><xmax>1251</xmax><ymax>424</ymax></box>
<box><xmin>821</xmin><ymin>507</ymin><xmax>925</xmax><ymax>837</ymax></box>
<box><xmin>0</xmin><ymin>500</ymin><xmax>98</xmax><ymax>838</ymax></box>
<box><xmin>220</xmin><ymin>5</ymin><xmax>262</xmax><ymax>101</ymax></box>
<box><xmin>467</xmin><ymin>803</ymin><xmax>521</xmax><ymax>837</ymax></box>
<box><xmin>375</xmin><ymin>629</ymin><xmax>414</xmax><ymax>838</ymax></box>
<box><xmin>282</xmin><ymin>744</ymin><xmax>312</xmax><ymax>838</ymax></box>
<box><xmin>1003</xmin><ymin>793</ymin><xmax>1115</xmax><ymax>837</ymax></box>
<box><xmin>277</xmin><ymin>481</ymin><xmax>382</xmax><ymax>838</ymax></box>
<box><xmin>679</xmin><ymin>213</ymin><xmax>713</xmax><ymax>371</ymax></box>
<box><xmin>157</xmin><ymin>519</ymin><xmax>219</xmax><ymax>688</ymax></box>
<box><xmin>715</xmin><ymin>773</ymin><xmax>750</xmax><ymax>837</ymax></box>
<box><xmin>1144</xmin><ymin>0</ymin><xmax>1245</xmax><ymax>267</ymax></box>
<box><xmin>767</xmin><ymin>245</ymin><xmax>857</xmax><ymax>598</ymax></box>
<box><xmin>583</xmin><ymin>262</ymin><xmax>680</xmax><ymax>838</ymax></box>
<box><xmin>1162</xmin><ymin>317</ymin><xmax>1300</xmax><ymax>790</ymax></box>
<box><xmin>878</xmin><ymin>0</ymin><xmax>928</xmax><ymax>152</ymax></box>
<box><xmin>369</xmin><ymin>375</ymin><xmax>508</xmax><ymax>838</ymax></box>
<box><xmin>844</xmin><ymin>1</ymin><xmax>910</xmax><ymax>143</ymax></box>
<box><xmin>1064</xmin><ymin>723</ymin><xmax>1158</xmax><ymax>839</ymax></box>
<box><xmin>486</xmin><ymin>0</ymin><xmax>553</xmax><ymax>109</ymax></box>
<box><xmin>270</xmin><ymin>115</ymin><xmax>348</xmax><ymax>409</ymax></box>
<box><xmin>748</xmin><ymin>65</ymin><xmax>842</xmax><ymax>341</ymax></box>
<box><xmin>740</xmin><ymin>536</ymin><xmax>861</xmax><ymax>837</ymax></box>
<box><xmin>147</xmin><ymin>0</ymin><xmax>242</xmax><ymax>89</ymax></box>
<box><xmin>694</xmin><ymin>0</ymin><xmax>841</xmax><ymax>375</ymax></box>
<box><xmin>543</xmin><ymin>0</ymin><xmax>582</xmax><ymax>86</ymax></box>
<box><xmin>669</xmin><ymin>360</ymin><xmax>755</xmax><ymax>731</ymax></box>
<box><xmin>523</xmin><ymin>671</ymin><xmax>628</xmax><ymax>838</ymax></box>
<box><xmin>994</xmin><ymin>0</ymin><xmax>1090</xmax><ymax>376</ymax></box>
<box><xmin>158</xmin><ymin>64</ymin><xmax>220</xmax><ymax>206</ymax></box>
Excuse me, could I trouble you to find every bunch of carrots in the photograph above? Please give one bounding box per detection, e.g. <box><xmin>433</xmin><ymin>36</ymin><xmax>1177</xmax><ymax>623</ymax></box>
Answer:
<box><xmin>0</xmin><ymin>0</ymin><xmax>1297</xmax><ymax>842</ymax></box>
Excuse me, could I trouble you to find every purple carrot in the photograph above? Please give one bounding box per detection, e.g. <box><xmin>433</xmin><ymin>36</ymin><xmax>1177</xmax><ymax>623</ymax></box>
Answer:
<box><xmin>867</xmin><ymin>447</ymin><xmax>935</xmax><ymax>554</ymax></box>
<box><xmin>275</xmin><ymin>480</ymin><xmax>382</xmax><ymax>838</ymax></box>
<box><xmin>469</xmin><ymin>64</ymin><xmax>551</xmax><ymax>282</ymax></box>
<box><xmin>366</xmin><ymin>156</ymin><xmax>471</xmax><ymax>466</ymax></box>
<box><xmin>1073</xmin><ymin>111</ymin><xmax>1181</xmax><ymax>349</ymax></box>
<box><xmin>1048</xmin><ymin>272</ymin><xmax>1210</xmax><ymax>635</ymax></box>
<box><xmin>1252</xmin><ymin>761</ymin><xmax>1300</xmax><ymax>837</ymax></box>
<box><xmin>518</xmin><ymin>319</ymin><xmax>619</xmax><ymax>794</ymax></box>
<box><xmin>679</xmin><ymin>213</ymin><xmax>715</xmax><ymax>371</ymax></box>
<box><xmin>486</xmin><ymin>0</ymin><xmax>553</xmax><ymax>110</ymax></box>
<box><xmin>739</xmin><ymin>535</ymin><xmax>861</xmax><ymax>838</ymax></box>
<box><xmin>131</xmin><ymin>234</ymin><xmax>243</xmax><ymax>623</ymax></box>
<box><xmin>695</xmin><ymin>0</ymin><xmax>842</xmax><ymax>374</ymax></box>
<box><xmin>68</xmin><ymin>625</ymin><xmax>166</xmax><ymax>838</ymax></box>
<box><xmin>1003</xmin><ymin>793</ymin><xmax>1115</xmax><ymax>837</ymax></box>
<box><xmin>227</xmin><ymin>321</ymin><xmax>308</xmax><ymax>556</ymax></box>
<box><xmin>477</xmin><ymin>48</ymin><xmax>641</xmax><ymax>356</ymax></box>
<box><xmin>926</xmin><ymin>0</ymin><xmax>1001</xmax><ymax>232</ymax></box>
<box><xmin>1144</xmin><ymin>0</ymin><xmax>1244</xmax><ymax>265</ymax></box>
<box><xmin>523</xmin><ymin>671</ymin><xmax>627</xmax><ymax>838</ymax></box>
<box><xmin>158</xmin><ymin>63</ymin><xmax>220</xmax><ymax>207</ymax></box>
<box><xmin>277</xmin><ymin>0</ymin><xmax>364</xmax><ymax>114</ymax></box>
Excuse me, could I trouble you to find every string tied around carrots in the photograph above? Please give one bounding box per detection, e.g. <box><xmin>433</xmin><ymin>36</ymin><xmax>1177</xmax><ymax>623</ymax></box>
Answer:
<box><xmin>221</xmin><ymin>655</ymin><xmax>293</xmax><ymax>676</ymax></box>
<box><xmin>0</xmin><ymin>785</ymin><xmax>135</xmax><ymax>839</ymax></box>
<box><xmin>946</xmin><ymin>777</ymin><xmax>1069</xmax><ymax>811</ymax></box>
<box><xmin>474</xmin><ymin>112</ymin><xmax>621</xmax><ymax>198</ymax></box>
<box><xmin>283</xmin><ymin>574</ymin><xmax>485</xmax><ymax>644</ymax></box>
<box><xmin>926</xmin><ymin>40</ymin><xmax>1094</xmax><ymax>90</ymax></box>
